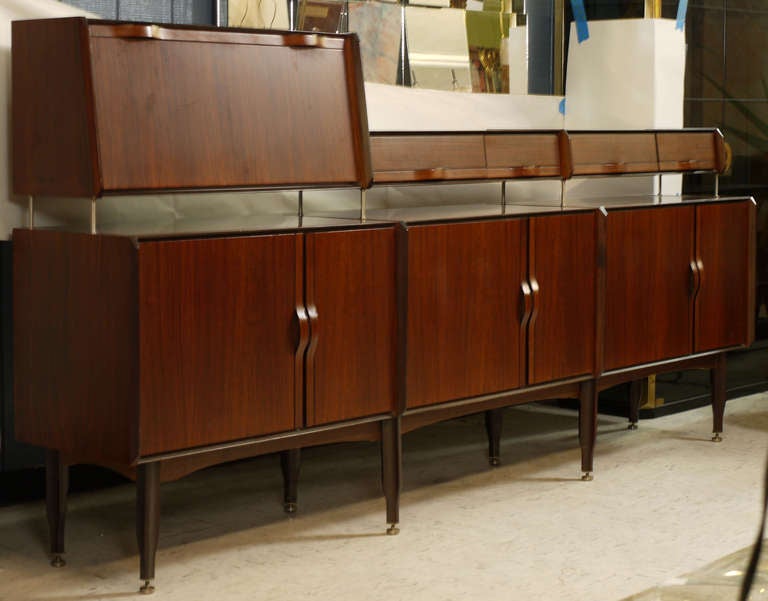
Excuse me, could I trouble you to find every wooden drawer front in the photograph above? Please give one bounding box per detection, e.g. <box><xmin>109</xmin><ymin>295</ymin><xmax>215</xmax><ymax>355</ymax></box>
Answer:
<box><xmin>528</xmin><ymin>212</ymin><xmax>597</xmax><ymax>384</ymax></box>
<box><xmin>694</xmin><ymin>201</ymin><xmax>756</xmax><ymax>352</ymax></box>
<box><xmin>138</xmin><ymin>235</ymin><xmax>300</xmax><ymax>456</ymax></box>
<box><xmin>405</xmin><ymin>219</ymin><xmax>526</xmax><ymax>408</ymax></box>
<box><xmin>484</xmin><ymin>133</ymin><xmax>562</xmax><ymax>178</ymax></box>
<box><xmin>657</xmin><ymin>132</ymin><xmax>721</xmax><ymax>172</ymax></box>
<box><xmin>570</xmin><ymin>132</ymin><xmax>658</xmax><ymax>175</ymax></box>
<box><xmin>90</xmin><ymin>33</ymin><xmax>361</xmax><ymax>191</ymax></box>
<box><xmin>604</xmin><ymin>206</ymin><xmax>695</xmax><ymax>371</ymax></box>
<box><xmin>371</xmin><ymin>134</ymin><xmax>487</xmax><ymax>182</ymax></box>
<box><xmin>305</xmin><ymin>227</ymin><xmax>397</xmax><ymax>426</ymax></box>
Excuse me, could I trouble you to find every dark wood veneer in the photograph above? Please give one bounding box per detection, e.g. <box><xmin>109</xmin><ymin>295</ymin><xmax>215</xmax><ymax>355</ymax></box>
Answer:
<box><xmin>694</xmin><ymin>200</ymin><xmax>756</xmax><ymax>352</ymax></box>
<box><xmin>604</xmin><ymin>206</ymin><xmax>695</xmax><ymax>370</ymax></box>
<box><xmin>13</xmin><ymin>230</ymin><xmax>138</xmax><ymax>465</ymax></box>
<box><xmin>305</xmin><ymin>228</ymin><xmax>397</xmax><ymax>425</ymax></box>
<box><xmin>484</xmin><ymin>132</ymin><xmax>562</xmax><ymax>179</ymax></box>
<box><xmin>138</xmin><ymin>235</ymin><xmax>300</xmax><ymax>456</ymax></box>
<box><xmin>656</xmin><ymin>131</ymin><xmax>723</xmax><ymax>172</ymax></box>
<box><xmin>405</xmin><ymin>219</ymin><xmax>526</xmax><ymax>408</ymax></box>
<box><xmin>13</xmin><ymin>18</ymin><xmax>371</xmax><ymax>196</ymax></box>
<box><xmin>569</xmin><ymin>132</ymin><xmax>658</xmax><ymax>175</ymax></box>
<box><xmin>370</xmin><ymin>134</ymin><xmax>487</xmax><ymax>183</ymax></box>
<box><xmin>528</xmin><ymin>212</ymin><xmax>597</xmax><ymax>384</ymax></box>
<box><xmin>12</xmin><ymin>18</ymin><xmax>99</xmax><ymax>197</ymax></box>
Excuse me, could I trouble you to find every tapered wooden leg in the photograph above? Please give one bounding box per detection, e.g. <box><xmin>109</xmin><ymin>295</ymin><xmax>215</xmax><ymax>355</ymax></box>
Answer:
<box><xmin>380</xmin><ymin>418</ymin><xmax>401</xmax><ymax>535</ymax></box>
<box><xmin>484</xmin><ymin>408</ymin><xmax>503</xmax><ymax>466</ymax></box>
<box><xmin>711</xmin><ymin>353</ymin><xmax>727</xmax><ymax>442</ymax></box>
<box><xmin>280</xmin><ymin>449</ymin><xmax>301</xmax><ymax>514</ymax></box>
<box><xmin>45</xmin><ymin>449</ymin><xmax>68</xmax><ymax>567</ymax></box>
<box><xmin>627</xmin><ymin>379</ymin><xmax>643</xmax><ymax>430</ymax></box>
<box><xmin>578</xmin><ymin>380</ymin><xmax>598</xmax><ymax>481</ymax></box>
<box><xmin>136</xmin><ymin>462</ymin><xmax>161</xmax><ymax>595</ymax></box>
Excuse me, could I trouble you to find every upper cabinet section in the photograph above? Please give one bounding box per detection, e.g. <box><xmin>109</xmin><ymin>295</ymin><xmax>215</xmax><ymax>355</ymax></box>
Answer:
<box><xmin>369</xmin><ymin>129</ymin><xmax>726</xmax><ymax>185</ymax></box>
<box><xmin>12</xmin><ymin>18</ymin><xmax>372</xmax><ymax>197</ymax></box>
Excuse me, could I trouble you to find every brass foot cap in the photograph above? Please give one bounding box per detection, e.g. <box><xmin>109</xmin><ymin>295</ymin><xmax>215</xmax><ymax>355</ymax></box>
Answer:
<box><xmin>581</xmin><ymin>472</ymin><xmax>594</xmax><ymax>482</ymax></box>
<box><xmin>139</xmin><ymin>581</ymin><xmax>155</xmax><ymax>595</ymax></box>
<box><xmin>712</xmin><ymin>433</ymin><xmax>723</xmax><ymax>443</ymax></box>
<box><xmin>627</xmin><ymin>423</ymin><xmax>638</xmax><ymax>431</ymax></box>
<box><xmin>489</xmin><ymin>456</ymin><xmax>501</xmax><ymax>467</ymax></box>
<box><xmin>50</xmin><ymin>555</ymin><xmax>66</xmax><ymax>568</ymax></box>
<box><xmin>386</xmin><ymin>524</ymin><xmax>400</xmax><ymax>536</ymax></box>
<box><xmin>284</xmin><ymin>502</ymin><xmax>298</xmax><ymax>514</ymax></box>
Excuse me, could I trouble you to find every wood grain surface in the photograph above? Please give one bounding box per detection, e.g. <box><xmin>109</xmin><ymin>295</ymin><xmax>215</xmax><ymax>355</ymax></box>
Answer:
<box><xmin>13</xmin><ymin>230</ymin><xmax>138</xmax><ymax>464</ymax></box>
<box><xmin>694</xmin><ymin>200</ymin><xmax>756</xmax><ymax>351</ymax></box>
<box><xmin>604</xmin><ymin>206</ymin><xmax>695</xmax><ymax>370</ymax></box>
<box><xmin>305</xmin><ymin>227</ymin><xmax>397</xmax><ymax>426</ymax></box>
<box><xmin>138</xmin><ymin>234</ymin><xmax>300</xmax><ymax>455</ymax></box>
<box><xmin>528</xmin><ymin>212</ymin><xmax>597</xmax><ymax>384</ymax></box>
<box><xmin>405</xmin><ymin>219</ymin><xmax>526</xmax><ymax>407</ymax></box>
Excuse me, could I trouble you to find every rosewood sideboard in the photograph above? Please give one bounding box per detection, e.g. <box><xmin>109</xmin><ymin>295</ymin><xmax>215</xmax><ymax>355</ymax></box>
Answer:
<box><xmin>10</xmin><ymin>17</ymin><xmax>755</xmax><ymax>593</ymax></box>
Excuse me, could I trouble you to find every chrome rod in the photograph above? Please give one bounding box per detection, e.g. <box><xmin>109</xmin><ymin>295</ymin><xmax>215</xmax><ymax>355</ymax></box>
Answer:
<box><xmin>360</xmin><ymin>188</ymin><xmax>367</xmax><ymax>222</ymax></box>
<box><xmin>28</xmin><ymin>195</ymin><xmax>34</xmax><ymax>229</ymax></box>
<box><xmin>715</xmin><ymin>174</ymin><xmax>720</xmax><ymax>198</ymax></box>
<box><xmin>399</xmin><ymin>4</ymin><xmax>408</xmax><ymax>86</ymax></box>
<box><xmin>214</xmin><ymin>0</ymin><xmax>222</xmax><ymax>26</ymax></box>
<box><xmin>501</xmin><ymin>181</ymin><xmax>507</xmax><ymax>214</ymax></box>
<box><xmin>298</xmin><ymin>190</ymin><xmax>304</xmax><ymax>219</ymax></box>
<box><xmin>657</xmin><ymin>173</ymin><xmax>662</xmax><ymax>197</ymax></box>
<box><xmin>90</xmin><ymin>198</ymin><xmax>97</xmax><ymax>234</ymax></box>
<box><xmin>289</xmin><ymin>0</ymin><xmax>299</xmax><ymax>30</ymax></box>
<box><xmin>560</xmin><ymin>179</ymin><xmax>567</xmax><ymax>208</ymax></box>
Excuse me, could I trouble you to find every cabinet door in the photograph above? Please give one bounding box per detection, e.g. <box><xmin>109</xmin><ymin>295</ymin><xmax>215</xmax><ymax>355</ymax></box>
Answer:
<box><xmin>604</xmin><ymin>206</ymin><xmax>695</xmax><ymax>371</ymax></box>
<box><xmin>694</xmin><ymin>200</ymin><xmax>756</xmax><ymax>352</ymax></box>
<box><xmin>528</xmin><ymin>212</ymin><xmax>598</xmax><ymax>384</ymax></box>
<box><xmin>138</xmin><ymin>234</ymin><xmax>302</xmax><ymax>456</ymax></box>
<box><xmin>305</xmin><ymin>228</ymin><xmax>397</xmax><ymax>426</ymax></box>
<box><xmin>406</xmin><ymin>220</ymin><xmax>526</xmax><ymax>408</ymax></box>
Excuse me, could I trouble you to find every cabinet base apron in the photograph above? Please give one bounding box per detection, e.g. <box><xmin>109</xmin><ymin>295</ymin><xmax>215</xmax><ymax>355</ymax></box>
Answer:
<box><xmin>598</xmin><ymin>350</ymin><xmax>731</xmax><ymax>441</ymax></box>
<box><xmin>41</xmin><ymin>415</ymin><xmax>399</xmax><ymax>593</ymax></box>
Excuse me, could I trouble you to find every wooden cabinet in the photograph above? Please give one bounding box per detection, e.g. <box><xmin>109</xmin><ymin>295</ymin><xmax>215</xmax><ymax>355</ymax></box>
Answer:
<box><xmin>603</xmin><ymin>199</ymin><xmax>755</xmax><ymax>372</ymax></box>
<box><xmin>12</xmin><ymin>18</ymin><xmax>371</xmax><ymax>197</ymax></box>
<box><xmin>11</xmin><ymin>16</ymin><xmax>755</xmax><ymax>594</ymax></box>
<box><xmin>15</xmin><ymin>225</ymin><xmax>398</xmax><ymax>461</ymax></box>
<box><xmin>404</xmin><ymin>211</ymin><xmax>599</xmax><ymax>408</ymax></box>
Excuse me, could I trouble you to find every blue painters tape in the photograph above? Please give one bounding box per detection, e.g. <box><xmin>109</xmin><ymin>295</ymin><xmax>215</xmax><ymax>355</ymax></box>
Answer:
<box><xmin>559</xmin><ymin>98</ymin><xmax>566</xmax><ymax>115</ymax></box>
<box><xmin>570</xmin><ymin>0</ymin><xmax>589</xmax><ymax>43</ymax></box>
<box><xmin>676</xmin><ymin>0</ymin><xmax>688</xmax><ymax>31</ymax></box>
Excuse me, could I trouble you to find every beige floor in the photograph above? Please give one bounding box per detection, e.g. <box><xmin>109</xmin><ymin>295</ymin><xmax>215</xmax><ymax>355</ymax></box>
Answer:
<box><xmin>0</xmin><ymin>393</ymin><xmax>766</xmax><ymax>601</ymax></box>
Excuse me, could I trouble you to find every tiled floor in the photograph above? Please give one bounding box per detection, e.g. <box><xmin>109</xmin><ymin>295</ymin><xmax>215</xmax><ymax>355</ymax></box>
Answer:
<box><xmin>0</xmin><ymin>393</ymin><xmax>766</xmax><ymax>601</ymax></box>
